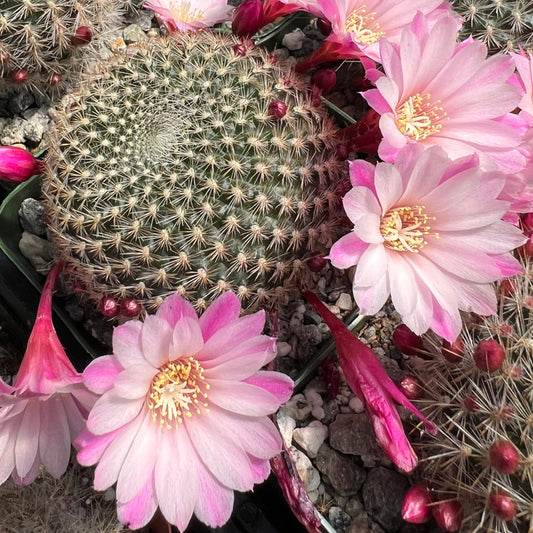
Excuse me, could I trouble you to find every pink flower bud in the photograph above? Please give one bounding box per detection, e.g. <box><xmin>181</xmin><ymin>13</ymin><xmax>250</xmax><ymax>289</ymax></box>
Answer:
<box><xmin>120</xmin><ymin>298</ymin><xmax>142</xmax><ymax>318</ymax></box>
<box><xmin>522</xmin><ymin>212</ymin><xmax>533</xmax><ymax>235</ymax></box>
<box><xmin>232</xmin><ymin>0</ymin><xmax>264</xmax><ymax>37</ymax></box>
<box><xmin>10</xmin><ymin>69</ymin><xmax>29</xmax><ymax>84</ymax></box>
<box><xmin>432</xmin><ymin>500</ymin><xmax>463</xmax><ymax>532</ymax></box>
<box><xmin>316</xmin><ymin>18</ymin><xmax>332</xmax><ymax>35</ymax></box>
<box><xmin>0</xmin><ymin>146</ymin><xmax>41</xmax><ymax>183</ymax></box>
<box><xmin>232</xmin><ymin>43</ymin><xmax>248</xmax><ymax>56</ymax></box>
<box><xmin>71</xmin><ymin>26</ymin><xmax>92</xmax><ymax>46</ymax></box>
<box><xmin>397</xmin><ymin>375</ymin><xmax>424</xmax><ymax>400</ymax></box>
<box><xmin>100</xmin><ymin>296</ymin><xmax>120</xmax><ymax>318</ymax></box>
<box><xmin>402</xmin><ymin>484</ymin><xmax>433</xmax><ymax>524</ymax></box>
<box><xmin>489</xmin><ymin>440</ymin><xmax>520</xmax><ymax>474</ymax></box>
<box><xmin>49</xmin><ymin>73</ymin><xmax>62</xmax><ymax>86</ymax></box>
<box><xmin>489</xmin><ymin>491</ymin><xmax>517</xmax><ymax>521</ymax></box>
<box><xmin>0</xmin><ymin>51</ymin><xmax>10</xmax><ymax>65</ymax></box>
<box><xmin>473</xmin><ymin>339</ymin><xmax>505</xmax><ymax>373</ymax></box>
<box><xmin>392</xmin><ymin>324</ymin><xmax>426</xmax><ymax>358</ymax></box>
<box><xmin>311</xmin><ymin>69</ymin><xmax>337</xmax><ymax>93</ymax></box>
<box><xmin>441</xmin><ymin>338</ymin><xmax>464</xmax><ymax>363</ymax></box>
<box><xmin>499</xmin><ymin>278</ymin><xmax>516</xmax><ymax>296</ymax></box>
<box><xmin>307</xmin><ymin>253</ymin><xmax>327</xmax><ymax>273</ymax></box>
<box><xmin>463</xmin><ymin>393</ymin><xmax>479</xmax><ymax>412</ymax></box>
<box><xmin>269</xmin><ymin>99</ymin><xmax>287</xmax><ymax>119</ymax></box>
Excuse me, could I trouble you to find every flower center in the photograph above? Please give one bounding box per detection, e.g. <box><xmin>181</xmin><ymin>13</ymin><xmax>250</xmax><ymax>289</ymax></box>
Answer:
<box><xmin>147</xmin><ymin>357</ymin><xmax>209</xmax><ymax>429</ymax></box>
<box><xmin>395</xmin><ymin>93</ymin><xmax>446</xmax><ymax>140</ymax></box>
<box><xmin>380</xmin><ymin>205</ymin><xmax>437</xmax><ymax>253</ymax></box>
<box><xmin>169</xmin><ymin>0</ymin><xmax>205</xmax><ymax>23</ymax></box>
<box><xmin>344</xmin><ymin>6</ymin><xmax>385</xmax><ymax>45</ymax></box>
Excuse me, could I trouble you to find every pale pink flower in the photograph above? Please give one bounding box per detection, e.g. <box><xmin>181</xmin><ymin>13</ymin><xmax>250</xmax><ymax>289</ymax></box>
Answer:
<box><xmin>0</xmin><ymin>263</ymin><xmax>96</xmax><ymax>486</ymax></box>
<box><xmin>304</xmin><ymin>291</ymin><xmax>436</xmax><ymax>472</ymax></box>
<box><xmin>143</xmin><ymin>0</ymin><xmax>234</xmax><ymax>32</ymax></box>
<box><xmin>328</xmin><ymin>144</ymin><xmax>526</xmax><ymax>341</ymax></box>
<box><xmin>511</xmin><ymin>49</ymin><xmax>533</xmax><ymax>125</ymax></box>
<box><xmin>363</xmin><ymin>15</ymin><xmax>527</xmax><ymax>173</ymax></box>
<box><xmin>76</xmin><ymin>291</ymin><xmax>293</xmax><ymax>531</ymax></box>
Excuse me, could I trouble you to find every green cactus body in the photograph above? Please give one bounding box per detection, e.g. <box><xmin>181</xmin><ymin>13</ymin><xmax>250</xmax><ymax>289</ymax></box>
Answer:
<box><xmin>0</xmin><ymin>0</ymin><xmax>123</xmax><ymax>95</ymax></box>
<box><xmin>43</xmin><ymin>32</ymin><xmax>346</xmax><ymax>312</ymax></box>
<box><xmin>410</xmin><ymin>256</ymin><xmax>533</xmax><ymax>532</ymax></box>
<box><xmin>452</xmin><ymin>0</ymin><xmax>533</xmax><ymax>52</ymax></box>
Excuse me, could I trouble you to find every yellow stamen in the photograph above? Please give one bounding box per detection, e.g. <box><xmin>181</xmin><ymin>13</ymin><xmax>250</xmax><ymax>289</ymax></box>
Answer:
<box><xmin>345</xmin><ymin>6</ymin><xmax>385</xmax><ymax>45</ymax></box>
<box><xmin>169</xmin><ymin>0</ymin><xmax>205</xmax><ymax>23</ymax></box>
<box><xmin>147</xmin><ymin>357</ymin><xmax>209</xmax><ymax>429</ymax></box>
<box><xmin>395</xmin><ymin>93</ymin><xmax>446</xmax><ymax>140</ymax></box>
<box><xmin>380</xmin><ymin>205</ymin><xmax>438</xmax><ymax>253</ymax></box>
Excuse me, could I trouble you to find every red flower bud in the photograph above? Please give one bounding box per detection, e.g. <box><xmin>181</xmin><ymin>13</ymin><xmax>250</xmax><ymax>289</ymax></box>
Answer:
<box><xmin>522</xmin><ymin>212</ymin><xmax>533</xmax><ymax>235</ymax></box>
<box><xmin>307</xmin><ymin>253</ymin><xmax>327</xmax><ymax>273</ymax></box>
<box><xmin>0</xmin><ymin>146</ymin><xmax>41</xmax><ymax>183</ymax></box>
<box><xmin>432</xmin><ymin>500</ymin><xmax>463</xmax><ymax>532</ymax></box>
<box><xmin>316</xmin><ymin>18</ymin><xmax>332</xmax><ymax>35</ymax></box>
<box><xmin>232</xmin><ymin>43</ymin><xmax>248</xmax><ymax>56</ymax></box>
<box><xmin>49</xmin><ymin>73</ymin><xmax>62</xmax><ymax>86</ymax></box>
<box><xmin>473</xmin><ymin>339</ymin><xmax>505</xmax><ymax>373</ymax></box>
<box><xmin>489</xmin><ymin>440</ymin><xmax>520</xmax><ymax>474</ymax></box>
<box><xmin>392</xmin><ymin>324</ymin><xmax>426</xmax><ymax>358</ymax></box>
<box><xmin>441</xmin><ymin>338</ymin><xmax>464</xmax><ymax>363</ymax></box>
<box><xmin>463</xmin><ymin>393</ymin><xmax>479</xmax><ymax>412</ymax></box>
<box><xmin>397</xmin><ymin>375</ymin><xmax>424</xmax><ymax>400</ymax></box>
<box><xmin>402</xmin><ymin>484</ymin><xmax>433</xmax><ymax>524</ymax></box>
<box><xmin>71</xmin><ymin>26</ymin><xmax>92</xmax><ymax>46</ymax></box>
<box><xmin>519</xmin><ymin>234</ymin><xmax>533</xmax><ymax>258</ymax></box>
<box><xmin>232</xmin><ymin>0</ymin><xmax>264</xmax><ymax>38</ymax></box>
<box><xmin>499</xmin><ymin>278</ymin><xmax>516</xmax><ymax>296</ymax></box>
<box><xmin>10</xmin><ymin>69</ymin><xmax>29</xmax><ymax>84</ymax></box>
<box><xmin>0</xmin><ymin>51</ymin><xmax>10</xmax><ymax>65</ymax></box>
<box><xmin>120</xmin><ymin>298</ymin><xmax>142</xmax><ymax>318</ymax></box>
<box><xmin>269</xmin><ymin>99</ymin><xmax>287</xmax><ymax>119</ymax></box>
<box><xmin>311</xmin><ymin>69</ymin><xmax>337</xmax><ymax>93</ymax></box>
<box><xmin>100</xmin><ymin>297</ymin><xmax>120</xmax><ymax>318</ymax></box>
<box><xmin>488</xmin><ymin>491</ymin><xmax>517</xmax><ymax>521</ymax></box>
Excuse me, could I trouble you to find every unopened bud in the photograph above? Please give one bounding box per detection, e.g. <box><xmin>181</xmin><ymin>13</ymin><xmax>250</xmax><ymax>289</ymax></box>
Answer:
<box><xmin>520</xmin><ymin>234</ymin><xmax>533</xmax><ymax>258</ymax></box>
<box><xmin>307</xmin><ymin>253</ymin><xmax>327</xmax><ymax>273</ymax></box>
<box><xmin>100</xmin><ymin>297</ymin><xmax>120</xmax><ymax>318</ymax></box>
<box><xmin>49</xmin><ymin>73</ymin><xmax>62</xmax><ymax>86</ymax></box>
<box><xmin>0</xmin><ymin>51</ymin><xmax>10</xmax><ymax>65</ymax></box>
<box><xmin>397</xmin><ymin>375</ymin><xmax>424</xmax><ymax>400</ymax></box>
<box><xmin>488</xmin><ymin>491</ymin><xmax>517</xmax><ymax>521</ymax></box>
<box><xmin>311</xmin><ymin>69</ymin><xmax>337</xmax><ymax>93</ymax></box>
<box><xmin>232</xmin><ymin>0</ymin><xmax>264</xmax><ymax>37</ymax></box>
<box><xmin>120</xmin><ymin>298</ymin><xmax>142</xmax><ymax>318</ymax></box>
<box><xmin>0</xmin><ymin>146</ymin><xmax>41</xmax><ymax>183</ymax></box>
<box><xmin>269</xmin><ymin>99</ymin><xmax>287</xmax><ymax>119</ymax></box>
<box><xmin>473</xmin><ymin>339</ymin><xmax>505</xmax><ymax>373</ymax></box>
<box><xmin>522</xmin><ymin>212</ymin><xmax>533</xmax><ymax>235</ymax></box>
<box><xmin>392</xmin><ymin>324</ymin><xmax>426</xmax><ymax>358</ymax></box>
<box><xmin>232</xmin><ymin>43</ymin><xmax>248</xmax><ymax>56</ymax></box>
<box><xmin>71</xmin><ymin>26</ymin><xmax>92</xmax><ymax>46</ymax></box>
<box><xmin>402</xmin><ymin>484</ymin><xmax>433</xmax><ymax>524</ymax></box>
<box><xmin>432</xmin><ymin>500</ymin><xmax>463</xmax><ymax>532</ymax></box>
<box><xmin>463</xmin><ymin>393</ymin><xmax>479</xmax><ymax>412</ymax></box>
<box><xmin>441</xmin><ymin>338</ymin><xmax>464</xmax><ymax>363</ymax></box>
<box><xmin>10</xmin><ymin>69</ymin><xmax>29</xmax><ymax>84</ymax></box>
<box><xmin>316</xmin><ymin>18</ymin><xmax>332</xmax><ymax>35</ymax></box>
<box><xmin>489</xmin><ymin>440</ymin><xmax>520</xmax><ymax>474</ymax></box>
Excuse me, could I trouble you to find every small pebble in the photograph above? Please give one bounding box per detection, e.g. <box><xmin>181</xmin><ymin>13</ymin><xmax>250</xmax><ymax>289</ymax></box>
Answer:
<box><xmin>293</xmin><ymin>420</ymin><xmax>328</xmax><ymax>458</ymax></box>
<box><xmin>349</xmin><ymin>396</ymin><xmax>364</xmax><ymax>413</ymax></box>
<box><xmin>277</xmin><ymin>341</ymin><xmax>292</xmax><ymax>357</ymax></box>
<box><xmin>281</xmin><ymin>29</ymin><xmax>306</xmax><ymax>50</ymax></box>
<box><xmin>304</xmin><ymin>388</ymin><xmax>323</xmax><ymax>407</ymax></box>
<box><xmin>335</xmin><ymin>293</ymin><xmax>353</xmax><ymax>311</ymax></box>
<box><xmin>311</xmin><ymin>405</ymin><xmax>325</xmax><ymax>420</ymax></box>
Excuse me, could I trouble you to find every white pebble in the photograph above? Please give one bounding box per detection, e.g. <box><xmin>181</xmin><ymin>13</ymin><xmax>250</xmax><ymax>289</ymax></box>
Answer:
<box><xmin>311</xmin><ymin>405</ymin><xmax>325</xmax><ymax>420</ymax></box>
<box><xmin>304</xmin><ymin>388</ymin><xmax>323</xmax><ymax>407</ymax></box>
<box><xmin>349</xmin><ymin>396</ymin><xmax>364</xmax><ymax>413</ymax></box>
<box><xmin>276</xmin><ymin>341</ymin><xmax>292</xmax><ymax>357</ymax></box>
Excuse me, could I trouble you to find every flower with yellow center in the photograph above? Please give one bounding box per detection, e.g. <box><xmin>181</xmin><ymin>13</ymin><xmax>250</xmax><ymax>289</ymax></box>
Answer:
<box><xmin>344</xmin><ymin>6</ymin><xmax>385</xmax><ymax>45</ymax></box>
<box><xmin>395</xmin><ymin>94</ymin><xmax>446</xmax><ymax>141</ymax></box>
<box><xmin>168</xmin><ymin>0</ymin><xmax>204</xmax><ymax>24</ymax></box>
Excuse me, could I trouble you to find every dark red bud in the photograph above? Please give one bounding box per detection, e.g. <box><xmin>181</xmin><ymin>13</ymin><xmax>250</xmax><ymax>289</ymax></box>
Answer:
<box><xmin>120</xmin><ymin>298</ymin><xmax>142</xmax><ymax>318</ymax></box>
<box><xmin>351</xmin><ymin>74</ymin><xmax>374</xmax><ymax>91</ymax></box>
<box><xmin>397</xmin><ymin>375</ymin><xmax>424</xmax><ymax>400</ymax></box>
<box><xmin>402</xmin><ymin>484</ymin><xmax>433</xmax><ymax>524</ymax></box>
<box><xmin>316</xmin><ymin>18</ymin><xmax>332</xmax><ymax>35</ymax></box>
<box><xmin>519</xmin><ymin>234</ymin><xmax>533</xmax><ymax>258</ymax></box>
<box><xmin>489</xmin><ymin>491</ymin><xmax>517</xmax><ymax>521</ymax></box>
<box><xmin>432</xmin><ymin>500</ymin><xmax>463</xmax><ymax>532</ymax></box>
<box><xmin>269</xmin><ymin>99</ymin><xmax>287</xmax><ymax>119</ymax></box>
<box><xmin>49</xmin><ymin>73</ymin><xmax>62</xmax><ymax>86</ymax></box>
<box><xmin>307</xmin><ymin>253</ymin><xmax>328</xmax><ymax>273</ymax></box>
<box><xmin>489</xmin><ymin>440</ymin><xmax>520</xmax><ymax>474</ymax></box>
<box><xmin>499</xmin><ymin>278</ymin><xmax>516</xmax><ymax>296</ymax></box>
<box><xmin>311</xmin><ymin>69</ymin><xmax>337</xmax><ymax>93</ymax></box>
<box><xmin>100</xmin><ymin>296</ymin><xmax>120</xmax><ymax>318</ymax></box>
<box><xmin>71</xmin><ymin>26</ymin><xmax>92</xmax><ymax>46</ymax></box>
<box><xmin>0</xmin><ymin>51</ymin><xmax>10</xmax><ymax>65</ymax></box>
<box><xmin>232</xmin><ymin>0</ymin><xmax>264</xmax><ymax>38</ymax></box>
<box><xmin>232</xmin><ymin>43</ymin><xmax>248</xmax><ymax>56</ymax></box>
<box><xmin>473</xmin><ymin>339</ymin><xmax>505</xmax><ymax>373</ymax></box>
<box><xmin>463</xmin><ymin>393</ymin><xmax>479</xmax><ymax>412</ymax></box>
<box><xmin>10</xmin><ymin>69</ymin><xmax>29</xmax><ymax>84</ymax></box>
<box><xmin>522</xmin><ymin>212</ymin><xmax>533</xmax><ymax>235</ymax></box>
<box><xmin>336</xmin><ymin>143</ymin><xmax>349</xmax><ymax>159</ymax></box>
<box><xmin>392</xmin><ymin>324</ymin><xmax>426</xmax><ymax>358</ymax></box>
<box><xmin>441</xmin><ymin>338</ymin><xmax>464</xmax><ymax>363</ymax></box>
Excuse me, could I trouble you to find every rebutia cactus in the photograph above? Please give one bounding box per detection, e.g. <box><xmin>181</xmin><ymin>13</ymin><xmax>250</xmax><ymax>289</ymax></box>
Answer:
<box><xmin>408</xmin><ymin>253</ymin><xmax>533</xmax><ymax>532</ymax></box>
<box><xmin>0</xmin><ymin>0</ymin><xmax>124</xmax><ymax>95</ymax></box>
<box><xmin>43</xmin><ymin>31</ymin><xmax>346</xmax><ymax>312</ymax></box>
<box><xmin>452</xmin><ymin>0</ymin><xmax>533</xmax><ymax>52</ymax></box>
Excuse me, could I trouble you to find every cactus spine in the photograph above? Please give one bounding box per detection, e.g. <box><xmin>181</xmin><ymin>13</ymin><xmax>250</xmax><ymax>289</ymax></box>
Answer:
<box><xmin>43</xmin><ymin>32</ymin><xmax>346</xmax><ymax>312</ymax></box>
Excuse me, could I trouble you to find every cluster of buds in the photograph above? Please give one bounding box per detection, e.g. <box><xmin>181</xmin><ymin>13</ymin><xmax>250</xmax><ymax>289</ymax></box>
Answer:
<box><xmin>99</xmin><ymin>297</ymin><xmax>142</xmax><ymax>318</ymax></box>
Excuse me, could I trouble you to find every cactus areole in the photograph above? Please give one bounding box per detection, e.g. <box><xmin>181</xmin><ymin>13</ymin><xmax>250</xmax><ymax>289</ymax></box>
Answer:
<box><xmin>43</xmin><ymin>32</ymin><xmax>346</xmax><ymax>312</ymax></box>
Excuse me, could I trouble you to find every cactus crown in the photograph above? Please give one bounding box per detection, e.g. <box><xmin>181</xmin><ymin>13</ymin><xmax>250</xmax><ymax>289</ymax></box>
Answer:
<box><xmin>410</xmin><ymin>256</ymin><xmax>533</xmax><ymax>532</ymax></box>
<box><xmin>0</xmin><ymin>0</ymin><xmax>123</xmax><ymax>95</ymax></box>
<box><xmin>452</xmin><ymin>0</ymin><xmax>533</xmax><ymax>52</ymax></box>
<box><xmin>43</xmin><ymin>31</ymin><xmax>346</xmax><ymax>312</ymax></box>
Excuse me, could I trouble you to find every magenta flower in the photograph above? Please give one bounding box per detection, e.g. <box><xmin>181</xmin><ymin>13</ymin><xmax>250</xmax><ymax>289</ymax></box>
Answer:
<box><xmin>304</xmin><ymin>291</ymin><xmax>436</xmax><ymax>472</ymax></box>
<box><xmin>328</xmin><ymin>144</ymin><xmax>526</xmax><ymax>341</ymax></box>
<box><xmin>76</xmin><ymin>291</ymin><xmax>293</xmax><ymax>531</ymax></box>
<box><xmin>0</xmin><ymin>263</ymin><xmax>97</xmax><ymax>486</ymax></box>
<box><xmin>143</xmin><ymin>0</ymin><xmax>234</xmax><ymax>32</ymax></box>
<box><xmin>0</xmin><ymin>145</ymin><xmax>42</xmax><ymax>183</ymax></box>
<box><xmin>363</xmin><ymin>15</ymin><xmax>527</xmax><ymax>173</ymax></box>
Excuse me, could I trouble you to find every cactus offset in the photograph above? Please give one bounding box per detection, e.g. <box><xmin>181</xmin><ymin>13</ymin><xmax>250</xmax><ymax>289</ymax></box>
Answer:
<box><xmin>43</xmin><ymin>32</ymin><xmax>346</xmax><ymax>312</ymax></box>
<box><xmin>452</xmin><ymin>0</ymin><xmax>533</xmax><ymax>52</ymax></box>
<box><xmin>408</xmin><ymin>255</ymin><xmax>533</xmax><ymax>533</ymax></box>
<box><xmin>0</xmin><ymin>0</ymin><xmax>124</xmax><ymax>96</ymax></box>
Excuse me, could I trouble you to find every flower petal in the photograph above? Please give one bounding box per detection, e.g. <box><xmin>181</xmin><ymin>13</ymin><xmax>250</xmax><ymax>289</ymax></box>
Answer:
<box><xmin>199</xmin><ymin>291</ymin><xmax>242</xmax><ymax>341</ymax></box>
<box><xmin>328</xmin><ymin>232</ymin><xmax>369</xmax><ymax>269</ymax></box>
<box><xmin>83</xmin><ymin>355</ymin><xmax>123</xmax><ymax>394</ymax></box>
<box><xmin>243</xmin><ymin>371</ymin><xmax>294</xmax><ymax>404</ymax></box>
<box><xmin>117</xmin><ymin>474</ymin><xmax>158</xmax><ymax>530</ymax></box>
<box><xmin>15</xmin><ymin>401</ymin><xmax>40</xmax><ymax>478</ymax></box>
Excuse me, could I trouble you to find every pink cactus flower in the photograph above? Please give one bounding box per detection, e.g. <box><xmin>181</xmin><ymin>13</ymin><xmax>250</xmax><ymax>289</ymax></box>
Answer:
<box><xmin>304</xmin><ymin>291</ymin><xmax>436</xmax><ymax>472</ymax></box>
<box><xmin>511</xmin><ymin>49</ymin><xmax>533</xmax><ymax>125</ymax></box>
<box><xmin>0</xmin><ymin>145</ymin><xmax>42</xmax><ymax>183</ymax></box>
<box><xmin>0</xmin><ymin>263</ymin><xmax>97</xmax><ymax>486</ymax></box>
<box><xmin>328</xmin><ymin>144</ymin><xmax>526</xmax><ymax>341</ymax></box>
<box><xmin>363</xmin><ymin>15</ymin><xmax>527</xmax><ymax>174</ymax></box>
<box><xmin>143</xmin><ymin>0</ymin><xmax>234</xmax><ymax>32</ymax></box>
<box><xmin>76</xmin><ymin>291</ymin><xmax>293</xmax><ymax>531</ymax></box>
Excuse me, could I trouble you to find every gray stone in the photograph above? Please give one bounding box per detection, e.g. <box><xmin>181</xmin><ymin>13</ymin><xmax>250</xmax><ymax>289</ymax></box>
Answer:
<box><xmin>303</xmin><ymin>309</ymin><xmax>322</xmax><ymax>325</ymax></box>
<box><xmin>19</xmin><ymin>198</ymin><xmax>46</xmax><ymax>236</ymax></box>
<box><xmin>362</xmin><ymin>467</ymin><xmax>410</xmax><ymax>533</ymax></box>
<box><xmin>303</xmin><ymin>324</ymin><xmax>323</xmax><ymax>346</ymax></box>
<box><xmin>283</xmin><ymin>394</ymin><xmax>313</xmax><ymax>421</ymax></box>
<box><xmin>348</xmin><ymin>396</ymin><xmax>364</xmax><ymax>414</ymax></box>
<box><xmin>304</xmin><ymin>387</ymin><xmax>323</xmax><ymax>407</ymax></box>
<box><xmin>311</xmin><ymin>405</ymin><xmax>325</xmax><ymax>420</ymax></box>
<box><xmin>315</xmin><ymin>443</ymin><xmax>366</xmax><ymax>496</ymax></box>
<box><xmin>276</xmin><ymin>341</ymin><xmax>292</xmax><ymax>357</ymax></box>
<box><xmin>345</xmin><ymin>513</ymin><xmax>372</xmax><ymax>533</ymax></box>
<box><xmin>8</xmin><ymin>91</ymin><xmax>34</xmax><ymax>115</ymax></box>
<box><xmin>18</xmin><ymin>231</ymin><xmax>54</xmax><ymax>274</ymax></box>
<box><xmin>335</xmin><ymin>292</ymin><xmax>353</xmax><ymax>311</ymax></box>
<box><xmin>321</xmin><ymin>398</ymin><xmax>340</xmax><ymax>425</ymax></box>
<box><xmin>329</xmin><ymin>414</ymin><xmax>387</xmax><ymax>466</ymax></box>
<box><xmin>128</xmin><ymin>10</ymin><xmax>154</xmax><ymax>31</ymax></box>
<box><xmin>292</xmin><ymin>448</ymin><xmax>321</xmax><ymax>492</ymax></box>
<box><xmin>281</xmin><ymin>28</ymin><xmax>306</xmax><ymax>50</ymax></box>
<box><xmin>123</xmin><ymin>23</ymin><xmax>148</xmax><ymax>43</ymax></box>
<box><xmin>293</xmin><ymin>420</ymin><xmax>328</xmax><ymax>458</ymax></box>
<box><xmin>328</xmin><ymin>506</ymin><xmax>351</xmax><ymax>533</ymax></box>
<box><xmin>345</xmin><ymin>497</ymin><xmax>364</xmax><ymax>518</ymax></box>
